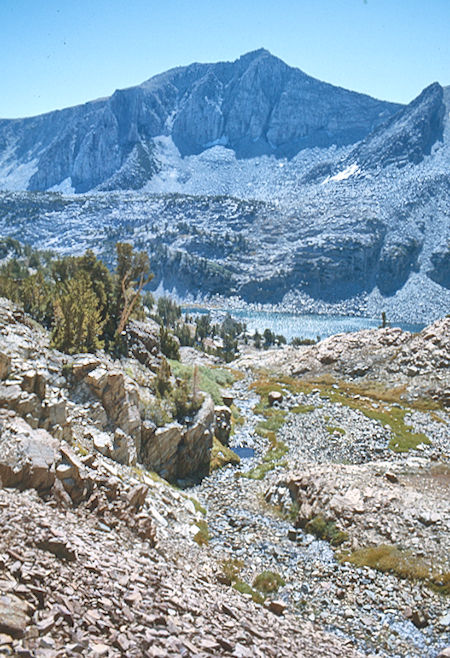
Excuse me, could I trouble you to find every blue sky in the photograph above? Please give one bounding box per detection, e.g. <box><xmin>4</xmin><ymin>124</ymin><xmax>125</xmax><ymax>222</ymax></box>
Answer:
<box><xmin>1</xmin><ymin>0</ymin><xmax>449</xmax><ymax>118</ymax></box>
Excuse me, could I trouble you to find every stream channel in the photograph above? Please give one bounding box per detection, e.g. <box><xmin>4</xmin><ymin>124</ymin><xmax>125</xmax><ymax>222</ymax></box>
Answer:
<box><xmin>192</xmin><ymin>375</ymin><xmax>449</xmax><ymax>658</ymax></box>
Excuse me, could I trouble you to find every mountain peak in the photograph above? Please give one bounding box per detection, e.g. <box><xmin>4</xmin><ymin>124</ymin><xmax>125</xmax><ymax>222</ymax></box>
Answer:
<box><xmin>237</xmin><ymin>48</ymin><xmax>272</xmax><ymax>62</ymax></box>
<box><xmin>0</xmin><ymin>50</ymin><xmax>402</xmax><ymax>192</ymax></box>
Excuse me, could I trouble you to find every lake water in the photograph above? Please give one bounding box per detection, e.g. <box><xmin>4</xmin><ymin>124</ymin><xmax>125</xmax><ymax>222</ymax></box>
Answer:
<box><xmin>183</xmin><ymin>306</ymin><xmax>425</xmax><ymax>342</ymax></box>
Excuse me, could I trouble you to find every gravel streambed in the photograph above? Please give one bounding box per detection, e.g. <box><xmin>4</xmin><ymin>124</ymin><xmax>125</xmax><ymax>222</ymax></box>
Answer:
<box><xmin>193</xmin><ymin>376</ymin><xmax>450</xmax><ymax>658</ymax></box>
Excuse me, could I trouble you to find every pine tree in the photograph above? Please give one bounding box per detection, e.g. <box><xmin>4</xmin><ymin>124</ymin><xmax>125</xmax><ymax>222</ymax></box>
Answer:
<box><xmin>51</xmin><ymin>272</ymin><xmax>105</xmax><ymax>354</ymax></box>
<box><xmin>21</xmin><ymin>271</ymin><xmax>53</xmax><ymax>325</ymax></box>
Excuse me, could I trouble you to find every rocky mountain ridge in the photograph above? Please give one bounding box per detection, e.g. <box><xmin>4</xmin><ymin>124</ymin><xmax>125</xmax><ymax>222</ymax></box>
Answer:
<box><xmin>0</xmin><ymin>52</ymin><xmax>449</xmax><ymax>320</ymax></box>
<box><xmin>0</xmin><ymin>49</ymin><xmax>401</xmax><ymax>193</ymax></box>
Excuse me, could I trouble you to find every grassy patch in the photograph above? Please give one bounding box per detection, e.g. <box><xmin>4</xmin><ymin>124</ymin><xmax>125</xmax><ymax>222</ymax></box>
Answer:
<box><xmin>254</xmin><ymin>408</ymin><xmax>287</xmax><ymax>436</ymax></box>
<box><xmin>233</xmin><ymin>579</ymin><xmax>265</xmax><ymax>604</ymax></box>
<box><xmin>253</xmin><ymin>570</ymin><xmax>286</xmax><ymax>593</ymax></box>
<box><xmin>286</xmin><ymin>501</ymin><xmax>300</xmax><ymax>522</ymax></box>
<box><xmin>241</xmin><ymin>446</ymin><xmax>288</xmax><ymax>480</ymax></box>
<box><xmin>132</xmin><ymin>466</ymin><xmax>178</xmax><ymax>489</ymax></box>
<box><xmin>75</xmin><ymin>442</ymin><xmax>89</xmax><ymax>457</ymax></box>
<box><xmin>291</xmin><ymin>404</ymin><xmax>316</xmax><ymax>414</ymax></box>
<box><xmin>341</xmin><ymin>544</ymin><xmax>450</xmax><ymax>595</ymax></box>
<box><xmin>325</xmin><ymin>425</ymin><xmax>346</xmax><ymax>435</ymax></box>
<box><xmin>169</xmin><ymin>361</ymin><xmax>236</xmax><ymax>404</ymax></box>
<box><xmin>362</xmin><ymin>406</ymin><xmax>429</xmax><ymax>452</ymax></box>
<box><xmin>210</xmin><ymin>437</ymin><xmax>241</xmax><ymax>472</ymax></box>
<box><xmin>220</xmin><ymin>558</ymin><xmax>244</xmax><ymax>583</ymax></box>
<box><xmin>250</xmin><ymin>377</ymin><xmax>286</xmax><ymax>401</ymax></box>
<box><xmin>430</xmin><ymin>411</ymin><xmax>448</xmax><ymax>425</ymax></box>
<box><xmin>251</xmin><ymin>374</ymin><xmax>434</xmax><ymax>453</ymax></box>
<box><xmin>189</xmin><ymin>497</ymin><xmax>206</xmax><ymax>516</ymax></box>
<box><xmin>321</xmin><ymin>392</ymin><xmax>431</xmax><ymax>452</ymax></box>
<box><xmin>218</xmin><ymin>557</ymin><xmax>265</xmax><ymax>604</ymax></box>
<box><xmin>304</xmin><ymin>516</ymin><xmax>349</xmax><ymax>547</ymax></box>
<box><xmin>241</xmin><ymin>423</ymin><xmax>288</xmax><ymax>480</ymax></box>
<box><xmin>193</xmin><ymin>520</ymin><xmax>210</xmax><ymax>546</ymax></box>
<box><xmin>242</xmin><ymin>379</ymin><xmax>291</xmax><ymax>480</ymax></box>
<box><xmin>230</xmin><ymin>404</ymin><xmax>245</xmax><ymax>432</ymax></box>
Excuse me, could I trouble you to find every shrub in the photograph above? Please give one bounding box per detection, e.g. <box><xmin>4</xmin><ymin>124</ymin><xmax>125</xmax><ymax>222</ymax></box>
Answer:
<box><xmin>155</xmin><ymin>358</ymin><xmax>172</xmax><ymax>397</ymax></box>
<box><xmin>232</xmin><ymin>580</ymin><xmax>265</xmax><ymax>604</ymax></box>
<box><xmin>140</xmin><ymin>399</ymin><xmax>171</xmax><ymax>427</ymax></box>
<box><xmin>193</xmin><ymin>520</ymin><xmax>210</xmax><ymax>546</ymax></box>
<box><xmin>220</xmin><ymin>558</ymin><xmax>244</xmax><ymax>582</ymax></box>
<box><xmin>304</xmin><ymin>516</ymin><xmax>349</xmax><ymax>546</ymax></box>
<box><xmin>170</xmin><ymin>379</ymin><xmax>203</xmax><ymax>422</ymax></box>
<box><xmin>290</xmin><ymin>336</ymin><xmax>317</xmax><ymax>346</ymax></box>
<box><xmin>253</xmin><ymin>570</ymin><xmax>286</xmax><ymax>593</ymax></box>
<box><xmin>159</xmin><ymin>326</ymin><xmax>180</xmax><ymax>360</ymax></box>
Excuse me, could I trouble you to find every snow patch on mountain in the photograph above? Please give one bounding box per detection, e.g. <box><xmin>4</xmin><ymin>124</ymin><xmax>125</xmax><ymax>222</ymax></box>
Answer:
<box><xmin>0</xmin><ymin>141</ymin><xmax>38</xmax><ymax>191</ymax></box>
<box><xmin>0</xmin><ymin>159</ymin><xmax>38</xmax><ymax>191</ymax></box>
<box><xmin>323</xmin><ymin>163</ymin><xmax>360</xmax><ymax>184</ymax></box>
<box><xmin>49</xmin><ymin>178</ymin><xmax>75</xmax><ymax>194</ymax></box>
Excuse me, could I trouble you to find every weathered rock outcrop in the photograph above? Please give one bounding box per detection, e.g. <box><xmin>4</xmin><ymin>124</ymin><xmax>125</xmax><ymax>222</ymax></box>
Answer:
<box><xmin>85</xmin><ymin>365</ymin><xmax>141</xmax><ymax>455</ymax></box>
<box><xmin>274</xmin><ymin>458</ymin><xmax>450</xmax><ymax>566</ymax></box>
<box><xmin>236</xmin><ymin>316</ymin><xmax>450</xmax><ymax>405</ymax></box>
<box><xmin>428</xmin><ymin>244</ymin><xmax>450</xmax><ymax>289</ymax></box>
<box><xmin>177</xmin><ymin>395</ymin><xmax>215</xmax><ymax>480</ymax></box>
<box><xmin>126</xmin><ymin>318</ymin><xmax>162</xmax><ymax>372</ymax></box>
<box><xmin>140</xmin><ymin>395</ymin><xmax>215</xmax><ymax>482</ymax></box>
<box><xmin>214</xmin><ymin>405</ymin><xmax>232</xmax><ymax>445</ymax></box>
<box><xmin>141</xmin><ymin>421</ymin><xmax>182</xmax><ymax>480</ymax></box>
<box><xmin>0</xmin><ymin>298</ymin><xmax>217</xmax><ymax>484</ymax></box>
<box><xmin>0</xmin><ymin>411</ymin><xmax>59</xmax><ymax>491</ymax></box>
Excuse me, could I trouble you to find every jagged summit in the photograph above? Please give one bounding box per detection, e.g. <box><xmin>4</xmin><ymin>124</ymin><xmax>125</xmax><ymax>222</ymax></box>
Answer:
<box><xmin>238</xmin><ymin>47</ymin><xmax>272</xmax><ymax>59</ymax></box>
<box><xmin>0</xmin><ymin>50</ymin><xmax>401</xmax><ymax>193</ymax></box>
<box><xmin>0</xmin><ymin>52</ymin><xmax>448</xmax><ymax>319</ymax></box>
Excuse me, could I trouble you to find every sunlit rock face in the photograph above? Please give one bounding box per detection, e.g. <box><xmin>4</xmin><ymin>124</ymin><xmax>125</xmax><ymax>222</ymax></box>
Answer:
<box><xmin>0</xmin><ymin>56</ymin><xmax>449</xmax><ymax>321</ymax></box>
<box><xmin>0</xmin><ymin>49</ymin><xmax>400</xmax><ymax>193</ymax></box>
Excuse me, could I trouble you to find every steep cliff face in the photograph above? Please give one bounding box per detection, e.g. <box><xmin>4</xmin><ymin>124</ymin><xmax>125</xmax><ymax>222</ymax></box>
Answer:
<box><xmin>428</xmin><ymin>244</ymin><xmax>450</xmax><ymax>288</ymax></box>
<box><xmin>0</xmin><ymin>50</ymin><xmax>401</xmax><ymax>193</ymax></box>
<box><xmin>347</xmin><ymin>82</ymin><xmax>445</xmax><ymax>169</ymax></box>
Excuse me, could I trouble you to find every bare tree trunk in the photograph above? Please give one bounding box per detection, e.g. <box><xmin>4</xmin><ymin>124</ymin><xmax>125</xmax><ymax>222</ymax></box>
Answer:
<box><xmin>116</xmin><ymin>272</ymin><xmax>149</xmax><ymax>336</ymax></box>
<box><xmin>192</xmin><ymin>364</ymin><xmax>199</xmax><ymax>401</ymax></box>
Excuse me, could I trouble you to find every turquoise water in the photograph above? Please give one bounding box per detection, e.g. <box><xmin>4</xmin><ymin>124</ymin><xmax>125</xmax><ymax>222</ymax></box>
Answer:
<box><xmin>183</xmin><ymin>307</ymin><xmax>425</xmax><ymax>342</ymax></box>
